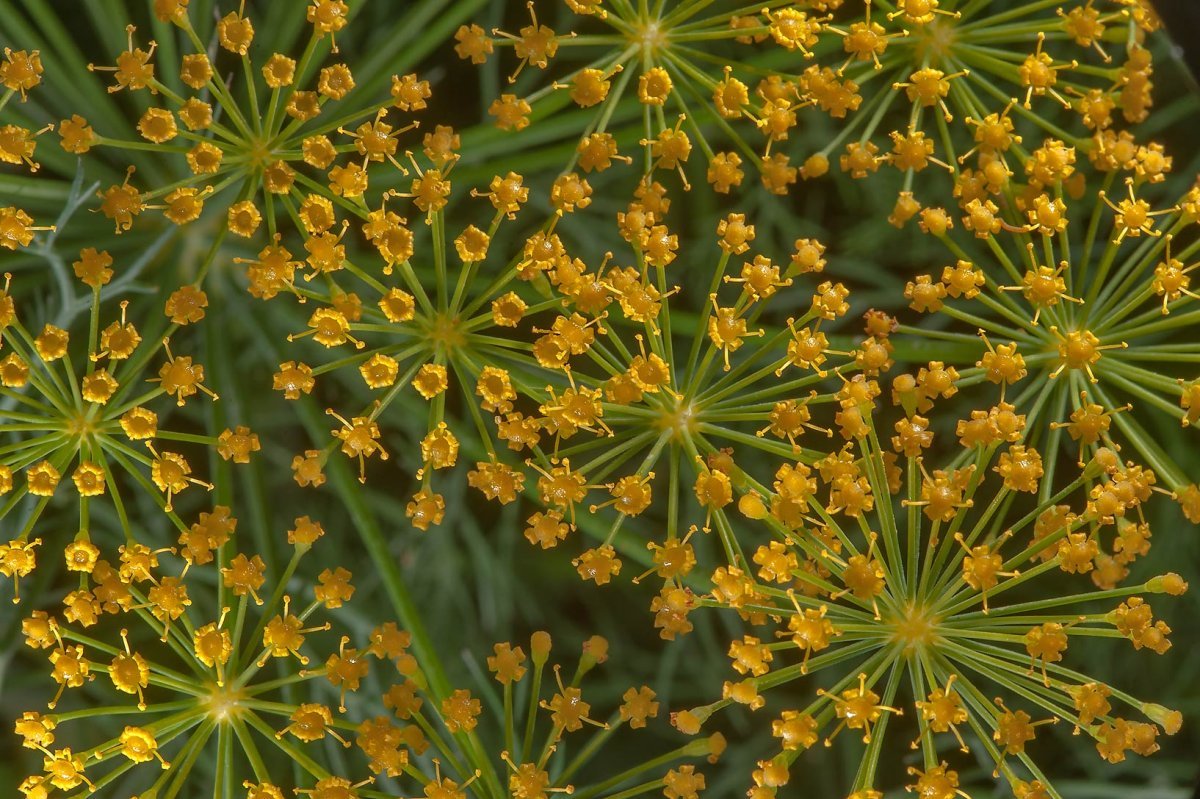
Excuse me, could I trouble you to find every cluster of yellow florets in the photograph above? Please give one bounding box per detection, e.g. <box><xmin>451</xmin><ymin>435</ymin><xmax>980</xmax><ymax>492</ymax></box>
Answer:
<box><xmin>0</xmin><ymin>257</ymin><xmax>263</xmax><ymax>589</ymax></box>
<box><xmin>668</xmin><ymin>357</ymin><xmax>1188</xmax><ymax>795</ymax></box>
<box><xmin>448</xmin><ymin>0</ymin><xmax>1161</xmax><ymax>201</ymax></box>
<box><xmin>1</xmin><ymin>1</ymin><xmax>1197</xmax><ymax>797</ymax></box>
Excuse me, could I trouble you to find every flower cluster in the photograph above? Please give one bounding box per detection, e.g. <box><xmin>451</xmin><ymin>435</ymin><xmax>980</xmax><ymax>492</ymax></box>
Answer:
<box><xmin>68</xmin><ymin>2</ymin><xmax>436</xmax><ymax>241</ymax></box>
<box><xmin>899</xmin><ymin>134</ymin><xmax>1200</xmax><ymax>525</ymax></box>
<box><xmin>258</xmin><ymin>129</ymin><xmax>868</xmax><ymax>580</ymax></box>
<box><xmin>0</xmin><ymin>260</ymin><xmax>262</xmax><ymax>598</ymax></box>
<box><xmin>452</xmin><ymin>1</ymin><xmax>1161</xmax><ymax>200</ymax></box>
<box><xmin>673</xmin><ymin>377</ymin><xmax>1186</xmax><ymax>796</ymax></box>
<box><xmin>1</xmin><ymin>1</ymin><xmax>1196</xmax><ymax>798</ymax></box>
<box><xmin>14</xmin><ymin>513</ymin><xmax>720</xmax><ymax>797</ymax></box>
<box><xmin>14</xmin><ymin>514</ymin><xmax>346</xmax><ymax>797</ymax></box>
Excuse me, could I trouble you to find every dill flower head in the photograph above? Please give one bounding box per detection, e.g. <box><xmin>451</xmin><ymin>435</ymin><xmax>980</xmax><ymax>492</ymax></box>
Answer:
<box><xmin>11</xmin><ymin>521</ymin><xmax>724</xmax><ymax>798</ymax></box>
<box><xmin>5</xmin><ymin>4</ymin><xmax>1195</xmax><ymax>798</ymax></box>
<box><xmin>459</xmin><ymin>0</ymin><xmax>834</xmax><ymax>195</ymax></box>
<box><xmin>266</xmin><ymin>141</ymin><xmax>868</xmax><ymax>604</ymax></box>
<box><xmin>508</xmin><ymin>190</ymin><xmax>876</xmax><ymax>596</ymax></box>
<box><xmin>11</xmin><ymin>517</ymin><xmax>356</xmax><ymax>797</ymax></box>
<box><xmin>899</xmin><ymin>148</ymin><xmax>1200</xmax><ymax>534</ymax></box>
<box><xmin>672</xmin><ymin>381</ymin><xmax>1185</xmax><ymax>797</ymax></box>
<box><xmin>355</xmin><ymin>629</ymin><xmax>725</xmax><ymax>798</ymax></box>
<box><xmin>794</xmin><ymin>0</ymin><xmax>1161</xmax><ymax>201</ymax></box>
<box><xmin>260</xmin><ymin>106</ymin><xmax>862</xmax><ymax>555</ymax></box>
<box><xmin>260</xmin><ymin>142</ymin><xmax>555</xmax><ymax>529</ymax></box>
<box><xmin>0</xmin><ymin>261</ymin><xmax>261</xmax><ymax>598</ymax></box>
<box><xmin>29</xmin><ymin>2</ymin><xmax>438</xmax><ymax>242</ymax></box>
<box><xmin>457</xmin><ymin>1</ymin><xmax>1160</xmax><ymax>199</ymax></box>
